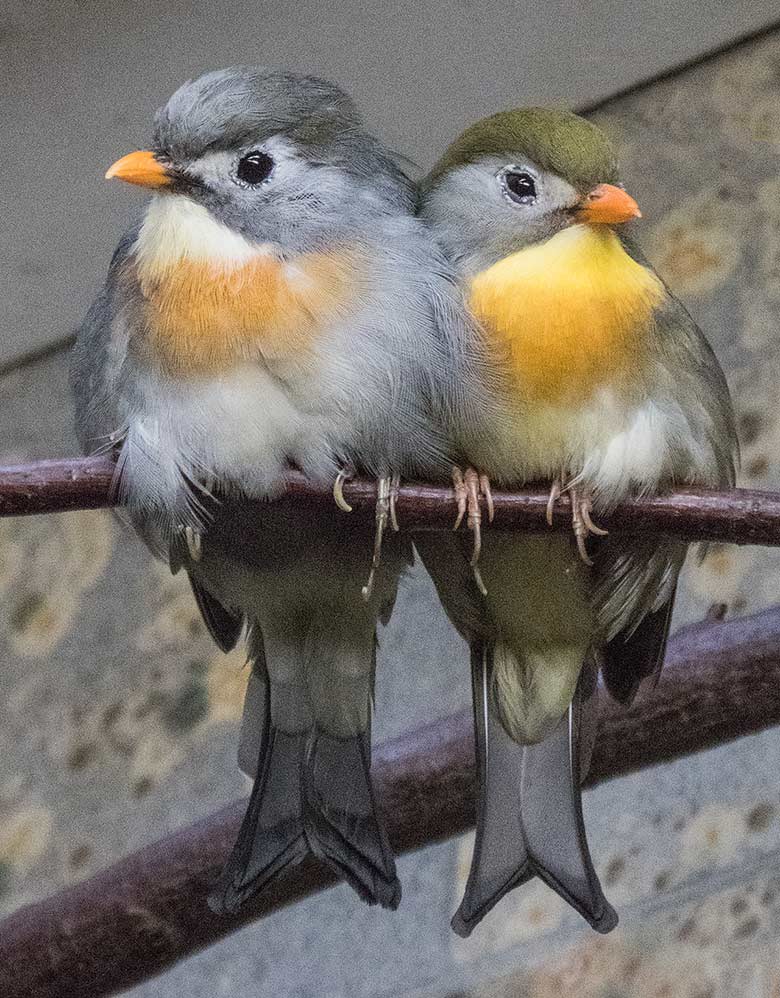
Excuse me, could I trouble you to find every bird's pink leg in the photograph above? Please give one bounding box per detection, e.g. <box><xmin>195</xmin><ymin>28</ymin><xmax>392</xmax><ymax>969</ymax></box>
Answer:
<box><xmin>452</xmin><ymin>466</ymin><xmax>493</xmax><ymax>596</ymax></box>
<box><xmin>362</xmin><ymin>474</ymin><xmax>401</xmax><ymax>601</ymax></box>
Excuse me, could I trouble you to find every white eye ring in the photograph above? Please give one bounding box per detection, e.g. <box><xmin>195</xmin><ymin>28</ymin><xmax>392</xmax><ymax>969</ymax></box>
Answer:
<box><xmin>497</xmin><ymin>165</ymin><xmax>538</xmax><ymax>205</ymax></box>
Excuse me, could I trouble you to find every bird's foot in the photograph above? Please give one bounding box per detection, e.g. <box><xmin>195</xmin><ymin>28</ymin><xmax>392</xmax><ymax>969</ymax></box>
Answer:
<box><xmin>452</xmin><ymin>466</ymin><xmax>494</xmax><ymax>596</ymax></box>
<box><xmin>362</xmin><ymin>474</ymin><xmax>401</xmax><ymax>601</ymax></box>
<box><xmin>546</xmin><ymin>477</ymin><xmax>607</xmax><ymax>566</ymax></box>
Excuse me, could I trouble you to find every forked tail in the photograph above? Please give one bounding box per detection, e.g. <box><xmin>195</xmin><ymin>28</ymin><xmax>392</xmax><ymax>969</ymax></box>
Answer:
<box><xmin>452</xmin><ymin>644</ymin><xmax>617</xmax><ymax>936</ymax></box>
<box><xmin>304</xmin><ymin>729</ymin><xmax>400</xmax><ymax>908</ymax></box>
<box><xmin>211</xmin><ymin>667</ymin><xmax>399</xmax><ymax>913</ymax></box>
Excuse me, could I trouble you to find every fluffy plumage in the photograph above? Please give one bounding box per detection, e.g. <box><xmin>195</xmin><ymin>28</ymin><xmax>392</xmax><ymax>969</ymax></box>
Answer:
<box><xmin>71</xmin><ymin>67</ymin><xmax>479</xmax><ymax>912</ymax></box>
<box><xmin>416</xmin><ymin>106</ymin><xmax>737</xmax><ymax>935</ymax></box>
<box><xmin>132</xmin><ymin>196</ymin><xmax>360</xmax><ymax>376</ymax></box>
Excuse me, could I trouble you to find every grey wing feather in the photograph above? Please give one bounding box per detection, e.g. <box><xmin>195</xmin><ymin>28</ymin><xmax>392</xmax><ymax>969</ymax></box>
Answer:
<box><xmin>592</xmin><ymin>535</ymin><xmax>685</xmax><ymax>642</ymax></box>
<box><xmin>591</xmin><ymin>532</ymin><xmax>685</xmax><ymax>705</ymax></box>
<box><xmin>421</xmin><ymin>243</ymin><xmax>506</xmax><ymax>473</ymax></box>
<box><xmin>70</xmin><ymin>227</ymin><xmax>140</xmax><ymax>453</ymax></box>
<box><xmin>593</xmin><ymin>249</ymin><xmax>737</xmax><ymax>700</ymax></box>
<box><xmin>624</xmin><ymin>236</ymin><xmax>738</xmax><ymax>489</ymax></box>
<box><xmin>651</xmin><ymin>295</ymin><xmax>738</xmax><ymax>489</ymax></box>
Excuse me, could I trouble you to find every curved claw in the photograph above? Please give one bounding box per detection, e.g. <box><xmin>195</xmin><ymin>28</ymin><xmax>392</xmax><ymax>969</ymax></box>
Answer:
<box><xmin>547</xmin><ymin>475</ymin><xmax>605</xmax><ymax>565</ymax></box>
<box><xmin>580</xmin><ymin>502</ymin><xmax>608</xmax><ymax>537</ymax></box>
<box><xmin>466</xmin><ymin>468</ymin><xmax>492</xmax><ymax>596</ymax></box>
<box><xmin>452</xmin><ymin>467</ymin><xmax>467</xmax><ymax>531</ymax></box>
<box><xmin>333</xmin><ymin>470</ymin><xmax>353</xmax><ymax>513</ymax></box>
<box><xmin>546</xmin><ymin>480</ymin><xmax>562</xmax><ymax>527</ymax></box>
<box><xmin>452</xmin><ymin>467</ymin><xmax>492</xmax><ymax>595</ymax></box>
<box><xmin>574</xmin><ymin>528</ymin><xmax>594</xmax><ymax>567</ymax></box>
<box><xmin>480</xmin><ymin>474</ymin><xmax>494</xmax><ymax>524</ymax></box>
<box><xmin>362</xmin><ymin>476</ymin><xmax>392</xmax><ymax>602</ymax></box>
<box><xmin>389</xmin><ymin>473</ymin><xmax>401</xmax><ymax>532</ymax></box>
<box><xmin>570</xmin><ymin>488</ymin><xmax>603</xmax><ymax>565</ymax></box>
<box><xmin>465</xmin><ymin>469</ymin><xmax>482</xmax><ymax>565</ymax></box>
<box><xmin>184</xmin><ymin>525</ymin><xmax>202</xmax><ymax>562</ymax></box>
<box><xmin>471</xmin><ymin>565</ymin><xmax>488</xmax><ymax>598</ymax></box>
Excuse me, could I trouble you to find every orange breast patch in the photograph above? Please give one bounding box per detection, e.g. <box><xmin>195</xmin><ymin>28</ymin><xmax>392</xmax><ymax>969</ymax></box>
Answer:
<box><xmin>134</xmin><ymin>251</ymin><xmax>356</xmax><ymax>376</ymax></box>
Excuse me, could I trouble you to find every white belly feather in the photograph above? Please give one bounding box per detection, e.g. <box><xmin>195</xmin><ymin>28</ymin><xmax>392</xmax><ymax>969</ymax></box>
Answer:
<box><xmin>117</xmin><ymin>362</ymin><xmax>337</xmax><ymax>526</ymax></box>
<box><xmin>482</xmin><ymin>387</ymin><xmax>699</xmax><ymax>504</ymax></box>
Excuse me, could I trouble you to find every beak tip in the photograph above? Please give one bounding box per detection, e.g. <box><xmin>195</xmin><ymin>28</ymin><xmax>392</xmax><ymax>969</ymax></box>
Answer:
<box><xmin>103</xmin><ymin>150</ymin><xmax>171</xmax><ymax>189</ymax></box>
<box><xmin>578</xmin><ymin>183</ymin><xmax>642</xmax><ymax>225</ymax></box>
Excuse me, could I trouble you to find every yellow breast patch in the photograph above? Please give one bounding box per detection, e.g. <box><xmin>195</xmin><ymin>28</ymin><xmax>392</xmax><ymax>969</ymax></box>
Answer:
<box><xmin>129</xmin><ymin>194</ymin><xmax>356</xmax><ymax>376</ymax></box>
<box><xmin>469</xmin><ymin>225</ymin><xmax>665</xmax><ymax>405</ymax></box>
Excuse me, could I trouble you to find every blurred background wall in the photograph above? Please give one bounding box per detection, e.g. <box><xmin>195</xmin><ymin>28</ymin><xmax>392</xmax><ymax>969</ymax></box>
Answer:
<box><xmin>2</xmin><ymin>4</ymin><xmax>780</xmax><ymax>998</ymax></box>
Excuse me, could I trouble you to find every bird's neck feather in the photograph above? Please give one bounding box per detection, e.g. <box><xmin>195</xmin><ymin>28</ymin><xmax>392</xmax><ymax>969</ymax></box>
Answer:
<box><xmin>128</xmin><ymin>194</ymin><xmax>355</xmax><ymax>376</ymax></box>
<box><xmin>135</xmin><ymin>193</ymin><xmax>274</xmax><ymax>274</ymax></box>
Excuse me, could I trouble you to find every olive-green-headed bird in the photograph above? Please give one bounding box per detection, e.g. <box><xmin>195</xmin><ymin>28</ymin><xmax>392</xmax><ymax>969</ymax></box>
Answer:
<box><xmin>415</xmin><ymin>108</ymin><xmax>737</xmax><ymax>935</ymax></box>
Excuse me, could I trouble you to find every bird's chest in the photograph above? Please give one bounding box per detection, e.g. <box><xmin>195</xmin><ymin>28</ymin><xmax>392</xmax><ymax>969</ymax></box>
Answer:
<box><xmin>129</xmin><ymin>196</ymin><xmax>356</xmax><ymax>377</ymax></box>
<box><xmin>469</xmin><ymin>226</ymin><xmax>664</xmax><ymax>408</ymax></box>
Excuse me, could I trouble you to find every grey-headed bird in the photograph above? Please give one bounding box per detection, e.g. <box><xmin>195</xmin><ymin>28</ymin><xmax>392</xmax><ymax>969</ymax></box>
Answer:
<box><xmin>71</xmin><ymin>67</ymin><xmax>473</xmax><ymax>912</ymax></box>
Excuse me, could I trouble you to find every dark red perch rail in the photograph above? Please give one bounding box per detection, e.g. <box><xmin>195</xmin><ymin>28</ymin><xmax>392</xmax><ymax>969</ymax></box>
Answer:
<box><xmin>3</xmin><ymin>457</ymin><xmax>780</xmax><ymax>998</ymax></box>
<box><xmin>3</xmin><ymin>456</ymin><xmax>780</xmax><ymax>547</ymax></box>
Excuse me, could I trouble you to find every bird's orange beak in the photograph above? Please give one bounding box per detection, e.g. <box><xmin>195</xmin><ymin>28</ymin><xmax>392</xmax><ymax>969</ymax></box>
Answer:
<box><xmin>105</xmin><ymin>150</ymin><xmax>173</xmax><ymax>189</ymax></box>
<box><xmin>576</xmin><ymin>183</ymin><xmax>641</xmax><ymax>225</ymax></box>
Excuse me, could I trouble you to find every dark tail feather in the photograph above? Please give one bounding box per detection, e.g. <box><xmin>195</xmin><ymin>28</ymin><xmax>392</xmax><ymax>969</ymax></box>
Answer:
<box><xmin>215</xmin><ymin>662</ymin><xmax>398</xmax><ymax>914</ymax></box>
<box><xmin>303</xmin><ymin>730</ymin><xmax>401</xmax><ymax>910</ymax></box>
<box><xmin>188</xmin><ymin>575</ymin><xmax>243</xmax><ymax>654</ymax></box>
<box><xmin>208</xmin><ymin>724</ymin><xmax>309</xmax><ymax>914</ymax></box>
<box><xmin>237</xmin><ymin>666</ymin><xmax>268</xmax><ymax>779</ymax></box>
<box><xmin>451</xmin><ymin>644</ymin><xmax>617</xmax><ymax>937</ymax></box>
<box><xmin>601</xmin><ymin>587</ymin><xmax>677</xmax><ymax>706</ymax></box>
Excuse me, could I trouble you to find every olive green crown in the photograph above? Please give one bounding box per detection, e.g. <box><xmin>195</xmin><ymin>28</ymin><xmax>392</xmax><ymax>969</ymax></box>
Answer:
<box><xmin>425</xmin><ymin>107</ymin><xmax>619</xmax><ymax>194</ymax></box>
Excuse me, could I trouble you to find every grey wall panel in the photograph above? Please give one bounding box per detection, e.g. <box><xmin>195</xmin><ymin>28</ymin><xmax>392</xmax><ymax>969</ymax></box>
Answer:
<box><xmin>1</xmin><ymin>0</ymin><xmax>777</xmax><ymax>367</ymax></box>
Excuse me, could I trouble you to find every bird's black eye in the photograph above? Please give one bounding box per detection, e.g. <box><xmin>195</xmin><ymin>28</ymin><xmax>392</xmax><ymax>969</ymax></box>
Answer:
<box><xmin>235</xmin><ymin>151</ymin><xmax>274</xmax><ymax>186</ymax></box>
<box><xmin>500</xmin><ymin>168</ymin><xmax>537</xmax><ymax>205</ymax></box>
